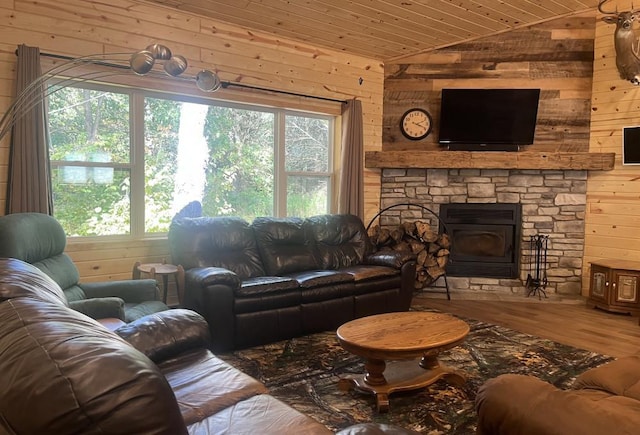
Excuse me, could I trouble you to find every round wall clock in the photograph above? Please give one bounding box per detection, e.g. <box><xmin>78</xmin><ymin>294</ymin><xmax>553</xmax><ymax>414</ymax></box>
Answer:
<box><xmin>400</xmin><ymin>108</ymin><xmax>433</xmax><ymax>140</ymax></box>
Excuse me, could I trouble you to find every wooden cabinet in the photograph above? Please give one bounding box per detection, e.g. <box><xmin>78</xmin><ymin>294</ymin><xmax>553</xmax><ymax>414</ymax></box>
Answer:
<box><xmin>587</xmin><ymin>260</ymin><xmax>640</xmax><ymax>316</ymax></box>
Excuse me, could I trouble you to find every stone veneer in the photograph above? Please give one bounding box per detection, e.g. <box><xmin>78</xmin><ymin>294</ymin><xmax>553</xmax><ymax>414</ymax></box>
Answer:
<box><xmin>378</xmin><ymin>168</ymin><xmax>588</xmax><ymax>298</ymax></box>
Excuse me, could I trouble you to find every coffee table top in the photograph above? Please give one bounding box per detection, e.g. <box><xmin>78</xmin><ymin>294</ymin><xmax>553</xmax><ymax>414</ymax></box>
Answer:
<box><xmin>337</xmin><ymin>311</ymin><xmax>469</xmax><ymax>360</ymax></box>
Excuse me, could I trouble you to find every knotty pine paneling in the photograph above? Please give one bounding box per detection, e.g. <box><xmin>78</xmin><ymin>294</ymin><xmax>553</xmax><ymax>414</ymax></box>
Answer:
<box><xmin>585</xmin><ymin>1</ymin><xmax>640</xmax><ymax>296</ymax></box>
<box><xmin>0</xmin><ymin>0</ymin><xmax>384</xmax><ymax>284</ymax></box>
<box><xmin>145</xmin><ymin>0</ymin><xmax>596</xmax><ymax>61</ymax></box>
<box><xmin>383</xmin><ymin>13</ymin><xmax>597</xmax><ymax>153</ymax></box>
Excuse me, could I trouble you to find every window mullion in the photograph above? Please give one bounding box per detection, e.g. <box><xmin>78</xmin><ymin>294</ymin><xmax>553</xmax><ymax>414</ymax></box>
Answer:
<box><xmin>130</xmin><ymin>92</ymin><xmax>145</xmax><ymax>236</ymax></box>
<box><xmin>275</xmin><ymin>111</ymin><xmax>286</xmax><ymax>217</ymax></box>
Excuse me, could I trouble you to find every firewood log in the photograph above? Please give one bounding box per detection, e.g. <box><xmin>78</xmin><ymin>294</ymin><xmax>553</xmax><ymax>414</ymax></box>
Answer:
<box><xmin>401</xmin><ymin>221</ymin><xmax>417</xmax><ymax>236</ymax></box>
<box><xmin>373</xmin><ymin>227</ymin><xmax>391</xmax><ymax>246</ymax></box>
<box><xmin>393</xmin><ymin>242</ymin><xmax>412</xmax><ymax>254</ymax></box>
<box><xmin>416</xmin><ymin>250</ymin><xmax>428</xmax><ymax>266</ymax></box>
<box><xmin>409</xmin><ymin>239</ymin><xmax>425</xmax><ymax>254</ymax></box>
<box><xmin>415</xmin><ymin>221</ymin><xmax>431</xmax><ymax>239</ymax></box>
<box><xmin>437</xmin><ymin>255</ymin><xmax>449</xmax><ymax>268</ymax></box>
<box><xmin>427</xmin><ymin>265</ymin><xmax>445</xmax><ymax>280</ymax></box>
<box><xmin>428</xmin><ymin>243</ymin><xmax>441</xmax><ymax>254</ymax></box>
<box><xmin>423</xmin><ymin>255</ymin><xmax>438</xmax><ymax>267</ymax></box>
<box><xmin>438</xmin><ymin>233</ymin><xmax>451</xmax><ymax>249</ymax></box>
<box><xmin>390</xmin><ymin>228</ymin><xmax>405</xmax><ymax>243</ymax></box>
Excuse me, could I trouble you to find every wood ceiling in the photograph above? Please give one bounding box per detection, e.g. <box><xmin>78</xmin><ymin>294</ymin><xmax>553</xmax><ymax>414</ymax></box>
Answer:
<box><xmin>145</xmin><ymin>0</ymin><xmax>598</xmax><ymax>61</ymax></box>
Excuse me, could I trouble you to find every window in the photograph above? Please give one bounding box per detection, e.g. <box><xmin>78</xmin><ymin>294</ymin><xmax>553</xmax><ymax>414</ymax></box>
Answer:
<box><xmin>48</xmin><ymin>84</ymin><xmax>335</xmax><ymax>237</ymax></box>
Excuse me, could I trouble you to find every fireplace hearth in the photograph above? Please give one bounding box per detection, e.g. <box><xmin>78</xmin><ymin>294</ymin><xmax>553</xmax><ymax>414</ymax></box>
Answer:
<box><xmin>439</xmin><ymin>203</ymin><xmax>522</xmax><ymax>278</ymax></box>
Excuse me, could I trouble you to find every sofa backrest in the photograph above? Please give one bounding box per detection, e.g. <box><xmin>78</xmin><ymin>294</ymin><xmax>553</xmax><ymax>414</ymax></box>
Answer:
<box><xmin>0</xmin><ymin>258</ymin><xmax>68</xmax><ymax>306</ymax></box>
<box><xmin>169</xmin><ymin>216</ymin><xmax>266</xmax><ymax>280</ymax></box>
<box><xmin>252</xmin><ymin>217</ymin><xmax>320</xmax><ymax>275</ymax></box>
<box><xmin>0</xmin><ymin>212</ymin><xmax>86</xmax><ymax>302</ymax></box>
<box><xmin>0</xmin><ymin>260</ymin><xmax>187</xmax><ymax>434</ymax></box>
<box><xmin>305</xmin><ymin>214</ymin><xmax>373</xmax><ymax>269</ymax></box>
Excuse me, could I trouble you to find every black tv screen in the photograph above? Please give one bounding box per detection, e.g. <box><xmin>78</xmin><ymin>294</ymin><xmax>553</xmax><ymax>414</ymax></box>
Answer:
<box><xmin>438</xmin><ymin>88</ymin><xmax>540</xmax><ymax>148</ymax></box>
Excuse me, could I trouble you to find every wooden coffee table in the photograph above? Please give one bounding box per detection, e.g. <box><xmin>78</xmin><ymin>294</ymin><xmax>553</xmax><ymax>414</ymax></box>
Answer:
<box><xmin>336</xmin><ymin>311</ymin><xmax>469</xmax><ymax>412</ymax></box>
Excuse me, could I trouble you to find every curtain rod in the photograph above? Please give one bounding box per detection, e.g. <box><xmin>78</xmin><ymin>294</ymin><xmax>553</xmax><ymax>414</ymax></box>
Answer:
<box><xmin>37</xmin><ymin>51</ymin><xmax>348</xmax><ymax>104</ymax></box>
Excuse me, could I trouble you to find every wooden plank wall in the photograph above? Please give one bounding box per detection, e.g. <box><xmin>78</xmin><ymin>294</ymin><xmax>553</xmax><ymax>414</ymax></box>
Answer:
<box><xmin>585</xmin><ymin>0</ymin><xmax>640</xmax><ymax>294</ymax></box>
<box><xmin>0</xmin><ymin>0</ymin><xmax>383</xmax><ymax>300</ymax></box>
<box><xmin>383</xmin><ymin>12</ymin><xmax>596</xmax><ymax>153</ymax></box>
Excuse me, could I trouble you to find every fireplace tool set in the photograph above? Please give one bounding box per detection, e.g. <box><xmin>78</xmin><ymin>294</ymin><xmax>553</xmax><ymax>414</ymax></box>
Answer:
<box><xmin>525</xmin><ymin>234</ymin><xmax>549</xmax><ymax>299</ymax></box>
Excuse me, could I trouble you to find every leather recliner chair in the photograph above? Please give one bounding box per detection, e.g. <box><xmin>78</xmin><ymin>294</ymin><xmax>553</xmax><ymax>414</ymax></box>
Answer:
<box><xmin>0</xmin><ymin>212</ymin><xmax>168</xmax><ymax>322</ymax></box>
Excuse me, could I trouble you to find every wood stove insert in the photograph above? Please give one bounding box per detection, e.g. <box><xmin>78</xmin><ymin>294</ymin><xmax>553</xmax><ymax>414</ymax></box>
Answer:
<box><xmin>439</xmin><ymin>203</ymin><xmax>522</xmax><ymax>278</ymax></box>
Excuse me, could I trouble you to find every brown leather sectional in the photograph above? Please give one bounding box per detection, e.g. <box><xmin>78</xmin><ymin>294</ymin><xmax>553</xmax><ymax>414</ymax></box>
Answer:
<box><xmin>475</xmin><ymin>356</ymin><xmax>640</xmax><ymax>434</ymax></box>
<box><xmin>169</xmin><ymin>214</ymin><xmax>417</xmax><ymax>351</ymax></box>
<box><xmin>0</xmin><ymin>258</ymin><xmax>332</xmax><ymax>434</ymax></box>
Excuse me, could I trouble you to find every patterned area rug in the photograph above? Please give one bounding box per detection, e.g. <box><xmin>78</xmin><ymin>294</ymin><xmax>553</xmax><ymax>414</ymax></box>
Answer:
<box><xmin>217</xmin><ymin>310</ymin><xmax>613</xmax><ymax>434</ymax></box>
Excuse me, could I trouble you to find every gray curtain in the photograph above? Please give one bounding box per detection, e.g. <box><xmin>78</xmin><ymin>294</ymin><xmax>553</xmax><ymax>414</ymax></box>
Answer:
<box><xmin>6</xmin><ymin>44</ymin><xmax>53</xmax><ymax>214</ymax></box>
<box><xmin>338</xmin><ymin>98</ymin><xmax>364</xmax><ymax>219</ymax></box>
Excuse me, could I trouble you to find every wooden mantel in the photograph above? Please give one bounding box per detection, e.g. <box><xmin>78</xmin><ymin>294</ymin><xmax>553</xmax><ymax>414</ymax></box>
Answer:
<box><xmin>365</xmin><ymin>151</ymin><xmax>616</xmax><ymax>171</ymax></box>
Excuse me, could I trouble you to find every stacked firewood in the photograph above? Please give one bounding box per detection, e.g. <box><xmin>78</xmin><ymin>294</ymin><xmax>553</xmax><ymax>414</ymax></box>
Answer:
<box><xmin>368</xmin><ymin>221</ymin><xmax>450</xmax><ymax>289</ymax></box>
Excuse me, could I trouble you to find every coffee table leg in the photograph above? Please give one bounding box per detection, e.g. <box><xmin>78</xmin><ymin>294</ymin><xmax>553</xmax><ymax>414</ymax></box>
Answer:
<box><xmin>419</xmin><ymin>353</ymin><xmax>466</xmax><ymax>386</ymax></box>
<box><xmin>376</xmin><ymin>393</ymin><xmax>389</xmax><ymax>413</ymax></box>
<box><xmin>338</xmin><ymin>358</ymin><xmax>390</xmax><ymax>413</ymax></box>
<box><xmin>419</xmin><ymin>353</ymin><xmax>440</xmax><ymax>370</ymax></box>
<box><xmin>338</xmin><ymin>375</ymin><xmax>390</xmax><ymax>413</ymax></box>
<box><xmin>364</xmin><ymin>358</ymin><xmax>387</xmax><ymax>386</ymax></box>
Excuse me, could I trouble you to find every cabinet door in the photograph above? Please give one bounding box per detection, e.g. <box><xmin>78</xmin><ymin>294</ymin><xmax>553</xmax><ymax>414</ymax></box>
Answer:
<box><xmin>612</xmin><ymin>271</ymin><xmax>639</xmax><ymax>305</ymax></box>
<box><xmin>589</xmin><ymin>266</ymin><xmax>609</xmax><ymax>303</ymax></box>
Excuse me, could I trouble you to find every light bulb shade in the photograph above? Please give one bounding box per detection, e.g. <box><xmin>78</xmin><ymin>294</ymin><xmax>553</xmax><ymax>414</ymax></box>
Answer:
<box><xmin>163</xmin><ymin>55</ymin><xmax>188</xmax><ymax>77</ymax></box>
<box><xmin>130</xmin><ymin>50</ymin><xmax>155</xmax><ymax>75</ymax></box>
<box><xmin>146</xmin><ymin>43</ymin><xmax>172</xmax><ymax>60</ymax></box>
<box><xmin>195</xmin><ymin>70</ymin><xmax>222</xmax><ymax>92</ymax></box>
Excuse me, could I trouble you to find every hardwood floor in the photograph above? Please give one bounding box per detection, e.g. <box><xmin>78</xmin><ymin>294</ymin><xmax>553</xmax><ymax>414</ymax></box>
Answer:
<box><xmin>412</xmin><ymin>294</ymin><xmax>640</xmax><ymax>358</ymax></box>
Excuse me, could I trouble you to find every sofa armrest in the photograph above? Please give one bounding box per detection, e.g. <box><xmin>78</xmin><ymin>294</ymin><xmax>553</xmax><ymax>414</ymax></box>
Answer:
<box><xmin>182</xmin><ymin>267</ymin><xmax>240</xmax><ymax>351</ymax></box>
<box><xmin>476</xmin><ymin>373</ymin><xmax>640</xmax><ymax>435</ymax></box>
<box><xmin>69</xmin><ymin>297</ymin><xmax>125</xmax><ymax>320</ymax></box>
<box><xmin>80</xmin><ymin>279</ymin><xmax>160</xmax><ymax>303</ymax></box>
<box><xmin>115</xmin><ymin>309</ymin><xmax>210</xmax><ymax>363</ymax></box>
<box><xmin>188</xmin><ymin>266</ymin><xmax>241</xmax><ymax>288</ymax></box>
<box><xmin>573</xmin><ymin>355</ymin><xmax>640</xmax><ymax>400</ymax></box>
<box><xmin>365</xmin><ymin>250</ymin><xmax>416</xmax><ymax>269</ymax></box>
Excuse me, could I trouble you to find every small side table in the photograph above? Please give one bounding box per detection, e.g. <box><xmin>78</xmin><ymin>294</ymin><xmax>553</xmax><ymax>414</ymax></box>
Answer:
<box><xmin>133</xmin><ymin>261</ymin><xmax>184</xmax><ymax>305</ymax></box>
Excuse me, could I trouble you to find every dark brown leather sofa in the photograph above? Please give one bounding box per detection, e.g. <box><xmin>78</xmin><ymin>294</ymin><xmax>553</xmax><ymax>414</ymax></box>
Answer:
<box><xmin>169</xmin><ymin>214</ymin><xmax>417</xmax><ymax>351</ymax></box>
<box><xmin>475</xmin><ymin>356</ymin><xmax>640</xmax><ymax>435</ymax></box>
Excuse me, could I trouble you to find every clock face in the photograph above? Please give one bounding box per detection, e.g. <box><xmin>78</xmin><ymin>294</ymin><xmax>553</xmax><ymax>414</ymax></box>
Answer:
<box><xmin>400</xmin><ymin>108</ymin><xmax>432</xmax><ymax>140</ymax></box>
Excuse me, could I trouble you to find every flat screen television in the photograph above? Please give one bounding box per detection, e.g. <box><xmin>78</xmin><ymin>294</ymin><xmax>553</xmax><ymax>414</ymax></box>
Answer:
<box><xmin>438</xmin><ymin>88</ymin><xmax>541</xmax><ymax>151</ymax></box>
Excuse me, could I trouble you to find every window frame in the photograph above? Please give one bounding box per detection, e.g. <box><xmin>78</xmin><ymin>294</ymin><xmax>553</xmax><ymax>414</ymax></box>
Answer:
<box><xmin>47</xmin><ymin>79</ymin><xmax>339</xmax><ymax>240</ymax></box>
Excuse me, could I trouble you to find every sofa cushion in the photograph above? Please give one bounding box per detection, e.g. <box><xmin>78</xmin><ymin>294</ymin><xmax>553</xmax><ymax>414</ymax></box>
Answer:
<box><xmin>305</xmin><ymin>214</ymin><xmax>373</xmax><ymax>269</ymax></box>
<box><xmin>233</xmin><ymin>276</ymin><xmax>300</xmax><ymax>314</ymax></box>
<box><xmin>169</xmin><ymin>216</ymin><xmax>265</xmax><ymax>279</ymax></box>
<box><xmin>235</xmin><ymin>276</ymin><xmax>300</xmax><ymax>297</ymax></box>
<box><xmin>158</xmin><ymin>348</ymin><xmax>267</xmax><ymax>426</ymax></box>
<box><xmin>234</xmin><ymin>276</ymin><xmax>301</xmax><ymax>313</ymax></box>
<box><xmin>0</xmin><ymin>297</ymin><xmax>186</xmax><ymax>435</ymax></box>
<box><xmin>124</xmin><ymin>300</ymin><xmax>173</xmax><ymax>322</ymax></box>
<box><xmin>252</xmin><ymin>217</ymin><xmax>320</xmax><ymax>275</ymax></box>
<box><xmin>288</xmin><ymin>269</ymin><xmax>354</xmax><ymax>289</ymax></box>
<box><xmin>186</xmin><ymin>393</ymin><xmax>332</xmax><ymax>434</ymax></box>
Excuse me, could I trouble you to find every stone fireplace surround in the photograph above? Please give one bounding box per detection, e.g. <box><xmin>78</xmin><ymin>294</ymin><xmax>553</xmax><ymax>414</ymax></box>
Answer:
<box><xmin>378</xmin><ymin>168</ymin><xmax>587</xmax><ymax>299</ymax></box>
